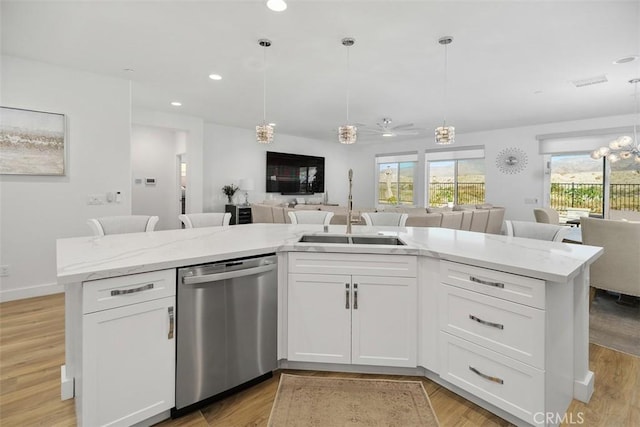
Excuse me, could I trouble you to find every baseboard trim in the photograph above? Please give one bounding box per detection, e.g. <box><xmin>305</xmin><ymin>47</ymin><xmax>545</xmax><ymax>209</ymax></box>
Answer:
<box><xmin>0</xmin><ymin>282</ymin><xmax>63</xmax><ymax>303</ymax></box>
<box><xmin>60</xmin><ymin>365</ymin><xmax>74</xmax><ymax>400</ymax></box>
<box><xmin>574</xmin><ymin>370</ymin><xmax>595</xmax><ymax>403</ymax></box>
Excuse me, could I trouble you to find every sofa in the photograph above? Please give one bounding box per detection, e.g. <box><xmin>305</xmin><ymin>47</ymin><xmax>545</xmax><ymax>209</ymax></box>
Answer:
<box><xmin>581</xmin><ymin>217</ymin><xmax>640</xmax><ymax>298</ymax></box>
<box><xmin>250</xmin><ymin>202</ymin><xmax>505</xmax><ymax>234</ymax></box>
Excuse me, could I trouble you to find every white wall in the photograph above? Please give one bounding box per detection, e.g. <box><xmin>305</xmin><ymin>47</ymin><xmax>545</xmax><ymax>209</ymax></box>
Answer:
<box><xmin>131</xmin><ymin>125</ymin><xmax>182</xmax><ymax>230</ymax></box>
<box><xmin>132</xmin><ymin>109</ymin><xmax>204</xmax><ymax>215</ymax></box>
<box><xmin>0</xmin><ymin>56</ymin><xmax>131</xmax><ymax>301</ymax></box>
<box><xmin>348</xmin><ymin>114</ymin><xmax>635</xmax><ymax>221</ymax></box>
<box><xmin>203</xmin><ymin>124</ymin><xmax>351</xmax><ymax>212</ymax></box>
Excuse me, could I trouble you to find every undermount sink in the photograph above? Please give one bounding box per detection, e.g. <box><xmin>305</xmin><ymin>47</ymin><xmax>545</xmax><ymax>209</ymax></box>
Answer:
<box><xmin>298</xmin><ymin>234</ymin><xmax>406</xmax><ymax>246</ymax></box>
<box><xmin>298</xmin><ymin>235</ymin><xmax>351</xmax><ymax>244</ymax></box>
<box><xmin>350</xmin><ymin>236</ymin><xmax>406</xmax><ymax>246</ymax></box>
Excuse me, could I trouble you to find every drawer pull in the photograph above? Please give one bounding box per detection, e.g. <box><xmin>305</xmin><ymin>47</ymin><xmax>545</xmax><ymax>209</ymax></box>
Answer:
<box><xmin>168</xmin><ymin>306</ymin><xmax>174</xmax><ymax>339</ymax></box>
<box><xmin>469</xmin><ymin>366</ymin><xmax>504</xmax><ymax>384</ymax></box>
<box><xmin>469</xmin><ymin>276</ymin><xmax>504</xmax><ymax>289</ymax></box>
<box><xmin>469</xmin><ymin>314</ymin><xmax>504</xmax><ymax>330</ymax></box>
<box><xmin>345</xmin><ymin>283</ymin><xmax>350</xmax><ymax>309</ymax></box>
<box><xmin>353</xmin><ymin>283</ymin><xmax>358</xmax><ymax>310</ymax></box>
<box><xmin>110</xmin><ymin>283</ymin><xmax>154</xmax><ymax>296</ymax></box>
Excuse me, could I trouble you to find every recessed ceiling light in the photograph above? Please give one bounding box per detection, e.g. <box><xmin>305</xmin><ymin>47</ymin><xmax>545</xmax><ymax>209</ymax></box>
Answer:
<box><xmin>613</xmin><ymin>56</ymin><xmax>638</xmax><ymax>65</ymax></box>
<box><xmin>171</xmin><ymin>102</ymin><xmax>182</xmax><ymax>107</ymax></box>
<box><xmin>209</xmin><ymin>74</ymin><xmax>222</xmax><ymax>80</ymax></box>
<box><xmin>382</xmin><ymin>133</ymin><xmax>394</xmax><ymax>137</ymax></box>
<box><xmin>267</xmin><ymin>0</ymin><xmax>287</xmax><ymax>12</ymax></box>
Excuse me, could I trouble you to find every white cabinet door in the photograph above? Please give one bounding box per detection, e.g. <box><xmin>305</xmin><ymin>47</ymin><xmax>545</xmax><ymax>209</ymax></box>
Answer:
<box><xmin>287</xmin><ymin>273</ymin><xmax>352</xmax><ymax>364</ymax></box>
<box><xmin>351</xmin><ymin>275</ymin><xmax>417</xmax><ymax>367</ymax></box>
<box><xmin>83</xmin><ymin>296</ymin><xmax>175</xmax><ymax>427</ymax></box>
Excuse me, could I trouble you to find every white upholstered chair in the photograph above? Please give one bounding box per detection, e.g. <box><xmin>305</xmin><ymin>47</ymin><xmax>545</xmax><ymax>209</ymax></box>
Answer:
<box><xmin>505</xmin><ymin>220</ymin><xmax>569</xmax><ymax>242</ymax></box>
<box><xmin>87</xmin><ymin>215</ymin><xmax>159</xmax><ymax>236</ymax></box>
<box><xmin>533</xmin><ymin>207</ymin><xmax>560</xmax><ymax>225</ymax></box>
<box><xmin>581</xmin><ymin>217</ymin><xmax>640</xmax><ymax>298</ymax></box>
<box><xmin>361</xmin><ymin>212</ymin><xmax>408</xmax><ymax>227</ymax></box>
<box><xmin>179</xmin><ymin>213</ymin><xmax>231</xmax><ymax>228</ymax></box>
<box><xmin>288</xmin><ymin>210</ymin><xmax>334</xmax><ymax>225</ymax></box>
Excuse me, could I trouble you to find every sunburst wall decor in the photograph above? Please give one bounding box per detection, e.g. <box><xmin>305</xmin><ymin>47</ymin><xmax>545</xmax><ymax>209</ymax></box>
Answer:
<box><xmin>496</xmin><ymin>147</ymin><xmax>528</xmax><ymax>174</ymax></box>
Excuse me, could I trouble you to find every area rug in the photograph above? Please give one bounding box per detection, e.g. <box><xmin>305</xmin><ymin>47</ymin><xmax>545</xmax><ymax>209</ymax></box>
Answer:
<box><xmin>590</xmin><ymin>291</ymin><xmax>640</xmax><ymax>357</ymax></box>
<box><xmin>267</xmin><ymin>374</ymin><xmax>440</xmax><ymax>427</ymax></box>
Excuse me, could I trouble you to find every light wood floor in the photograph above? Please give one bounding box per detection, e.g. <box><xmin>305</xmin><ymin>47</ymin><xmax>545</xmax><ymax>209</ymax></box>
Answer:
<box><xmin>1</xmin><ymin>293</ymin><xmax>639</xmax><ymax>426</ymax></box>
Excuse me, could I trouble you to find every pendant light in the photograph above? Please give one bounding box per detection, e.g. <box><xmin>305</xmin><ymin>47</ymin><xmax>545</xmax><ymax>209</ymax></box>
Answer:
<box><xmin>256</xmin><ymin>38</ymin><xmax>274</xmax><ymax>144</ymax></box>
<box><xmin>435</xmin><ymin>36</ymin><xmax>455</xmax><ymax>145</ymax></box>
<box><xmin>338</xmin><ymin>37</ymin><xmax>357</xmax><ymax>144</ymax></box>
<box><xmin>591</xmin><ymin>78</ymin><xmax>640</xmax><ymax>165</ymax></box>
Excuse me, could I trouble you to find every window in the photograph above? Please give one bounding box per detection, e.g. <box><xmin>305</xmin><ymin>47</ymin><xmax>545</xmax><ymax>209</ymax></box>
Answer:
<box><xmin>549</xmin><ymin>153</ymin><xmax>640</xmax><ymax>220</ymax></box>
<box><xmin>539</xmin><ymin>129</ymin><xmax>640</xmax><ymax>220</ymax></box>
<box><xmin>426</xmin><ymin>149</ymin><xmax>485</xmax><ymax>206</ymax></box>
<box><xmin>549</xmin><ymin>154</ymin><xmax>604</xmax><ymax>219</ymax></box>
<box><xmin>376</xmin><ymin>154</ymin><xmax>417</xmax><ymax>206</ymax></box>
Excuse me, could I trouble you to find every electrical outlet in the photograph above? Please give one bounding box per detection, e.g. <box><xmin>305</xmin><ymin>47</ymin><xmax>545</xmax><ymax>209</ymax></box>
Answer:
<box><xmin>87</xmin><ymin>194</ymin><xmax>103</xmax><ymax>205</ymax></box>
<box><xmin>0</xmin><ymin>265</ymin><xmax>9</xmax><ymax>277</ymax></box>
<box><xmin>524</xmin><ymin>198</ymin><xmax>539</xmax><ymax>205</ymax></box>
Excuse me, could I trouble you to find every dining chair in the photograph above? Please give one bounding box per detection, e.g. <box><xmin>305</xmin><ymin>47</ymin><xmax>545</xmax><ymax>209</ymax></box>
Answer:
<box><xmin>179</xmin><ymin>213</ymin><xmax>231</xmax><ymax>228</ymax></box>
<box><xmin>533</xmin><ymin>207</ymin><xmax>560</xmax><ymax>225</ymax></box>
<box><xmin>288</xmin><ymin>210</ymin><xmax>334</xmax><ymax>225</ymax></box>
<box><xmin>505</xmin><ymin>220</ymin><xmax>569</xmax><ymax>242</ymax></box>
<box><xmin>87</xmin><ymin>215</ymin><xmax>159</xmax><ymax>236</ymax></box>
<box><xmin>361</xmin><ymin>212</ymin><xmax>408</xmax><ymax>227</ymax></box>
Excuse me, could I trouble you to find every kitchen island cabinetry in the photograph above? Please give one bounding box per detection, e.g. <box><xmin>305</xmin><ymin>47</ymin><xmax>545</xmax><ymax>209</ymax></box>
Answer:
<box><xmin>57</xmin><ymin>224</ymin><xmax>602</xmax><ymax>427</ymax></box>
<box><xmin>79</xmin><ymin>269</ymin><xmax>176</xmax><ymax>427</ymax></box>
<box><xmin>286</xmin><ymin>253</ymin><xmax>417</xmax><ymax>368</ymax></box>
<box><xmin>437</xmin><ymin>261</ymin><xmax>572</xmax><ymax>426</ymax></box>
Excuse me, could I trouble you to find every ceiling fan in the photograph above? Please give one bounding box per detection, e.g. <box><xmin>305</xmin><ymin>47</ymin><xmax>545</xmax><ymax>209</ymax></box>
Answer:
<box><xmin>358</xmin><ymin>118</ymin><xmax>423</xmax><ymax>137</ymax></box>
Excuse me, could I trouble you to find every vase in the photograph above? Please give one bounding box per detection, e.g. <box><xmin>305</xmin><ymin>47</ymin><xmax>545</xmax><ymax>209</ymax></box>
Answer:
<box><xmin>227</xmin><ymin>196</ymin><xmax>233</xmax><ymax>204</ymax></box>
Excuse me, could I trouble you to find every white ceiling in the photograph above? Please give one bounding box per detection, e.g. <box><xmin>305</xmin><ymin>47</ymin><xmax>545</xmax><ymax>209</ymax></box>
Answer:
<box><xmin>2</xmin><ymin>0</ymin><xmax>639</xmax><ymax>144</ymax></box>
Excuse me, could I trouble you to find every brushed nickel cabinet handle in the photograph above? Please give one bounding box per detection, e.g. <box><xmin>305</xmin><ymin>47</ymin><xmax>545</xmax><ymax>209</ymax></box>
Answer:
<box><xmin>168</xmin><ymin>306</ymin><xmax>174</xmax><ymax>339</ymax></box>
<box><xmin>353</xmin><ymin>283</ymin><xmax>358</xmax><ymax>310</ymax></box>
<box><xmin>469</xmin><ymin>276</ymin><xmax>504</xmax><ymax>289</ymax></box>
<box><xmin>469</xmin><ymin>314</ymin><xmax>504</xmax><ymax>330</ymax></box>
<box><xmin>345</xmin><ymin>283</ymin><xmax>350</xmax><ymax>309</ymax></box>
<box><xmin>110</xmin><ymin>283</ymin><xmax>154</xmax><ymax>296</ymax></box>
<box><xmin>469</xmin><ymin>366</ymin><xmax>504</xmax><ymax>384</ymax></box>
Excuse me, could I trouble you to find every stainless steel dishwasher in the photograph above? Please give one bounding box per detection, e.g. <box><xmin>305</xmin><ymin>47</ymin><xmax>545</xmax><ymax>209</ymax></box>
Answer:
<box><xmin>174</xmin><ymin>253</ymin><xmax>277</xmax><ymax>414</ymax></box>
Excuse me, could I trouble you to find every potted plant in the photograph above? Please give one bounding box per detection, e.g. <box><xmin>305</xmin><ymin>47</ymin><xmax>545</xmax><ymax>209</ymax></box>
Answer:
<box><xmin>222</xmin><ymin>184</ymin><xmax>239</xmax><ymax>204</ymax></box>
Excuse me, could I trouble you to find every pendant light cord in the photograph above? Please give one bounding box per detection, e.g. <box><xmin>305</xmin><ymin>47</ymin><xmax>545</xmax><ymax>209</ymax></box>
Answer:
<box><xmin>443</xmin><ymin>42</ymin><xmax>448</xmax><ymax>126</ymax></box>
<box><xmin>346</xmin><ymin>45</ymin><xmax>351</xmax><ymax>124</ymax></box>
<box><xmin>263</xmin><ymin>45</ymin><xmax>267</xmax><ymax>123</ymax></box>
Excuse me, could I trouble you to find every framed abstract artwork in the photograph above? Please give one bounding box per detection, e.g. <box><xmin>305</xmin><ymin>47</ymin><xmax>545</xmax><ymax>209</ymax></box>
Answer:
<box><xmin>0</xmin><ymin>106</ymin><xmax>66</xmax><ymax>176</ymax></box>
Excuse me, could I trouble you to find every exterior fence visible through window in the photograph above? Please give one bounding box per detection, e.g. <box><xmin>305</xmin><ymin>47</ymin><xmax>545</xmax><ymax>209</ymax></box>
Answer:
<box><xmin>428</xmin><ymin>183</ymin><xmax>485</xmax><ymax>206</ymax></box>
<box><xmin>550</xmin><ymin>183</ymin><xmax>640</xmax><ymax>212</ymax></box>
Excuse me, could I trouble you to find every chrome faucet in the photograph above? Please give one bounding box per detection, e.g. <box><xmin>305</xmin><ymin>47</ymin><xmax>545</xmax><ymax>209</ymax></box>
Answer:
<box><xmin>347</xmin><ymin>169</ymin><xmax>353</xmax><ymax>234</ymax></box>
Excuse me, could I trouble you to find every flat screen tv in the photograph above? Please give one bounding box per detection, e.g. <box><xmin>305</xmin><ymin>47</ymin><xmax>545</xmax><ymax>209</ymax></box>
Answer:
<box><xmin>266</xmin><ymin>151</ymin><xmax>325</xmax><ymax>194</ymax></box>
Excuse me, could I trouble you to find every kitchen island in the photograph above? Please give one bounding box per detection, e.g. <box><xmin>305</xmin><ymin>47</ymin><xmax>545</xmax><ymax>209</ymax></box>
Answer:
<box><xmin>57</xmin><ymin>223</ymin><xmax>602</xmax><ymax>427</ymax></box>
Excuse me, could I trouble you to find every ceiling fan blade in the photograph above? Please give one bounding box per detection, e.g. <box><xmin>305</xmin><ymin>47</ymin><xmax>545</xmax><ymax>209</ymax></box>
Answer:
<box><xmin>359</xmin><ymin>128</ymin><xmax>385</xmax><ymax>135</ymax></box>
<box><xmin>392</xmin><ymin>123</ymin><xmax>415</xmax><ymax>130</ymax></box>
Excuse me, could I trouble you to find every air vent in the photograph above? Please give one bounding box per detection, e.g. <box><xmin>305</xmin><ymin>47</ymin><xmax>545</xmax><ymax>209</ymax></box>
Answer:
<box><xmin>572</xmin><ymin>75</ymin><xmax>608</xmax><ymax>88</ymax></box>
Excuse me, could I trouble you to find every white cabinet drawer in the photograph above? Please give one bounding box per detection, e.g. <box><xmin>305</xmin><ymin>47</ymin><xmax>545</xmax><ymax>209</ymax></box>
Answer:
<box><xmin>288</xmin><ymin>252</ymin><xmax>417</xmax><ymax>277</ymax></box>
<box><xmin>440</xmin><ymin>261</ymin><xmax>545</xmax><ymax>309</ymax></box>
<box><xmin>439</xmin><ymin>284</ymin><xmax>545</xmax><ymax>369</ymax></box>
<box><xmin>439</xmin><ymin>332</ymin><xmax>545</xmax><ymax>426</ymax></box>
<box><xmin>83</xmin><ymin>269</ymin><xmax>176</xmax><ymax>314</ymax></box>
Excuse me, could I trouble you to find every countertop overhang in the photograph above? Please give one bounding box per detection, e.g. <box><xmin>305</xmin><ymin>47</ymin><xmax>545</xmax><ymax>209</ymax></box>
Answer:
<box><xmin>56</xmin><ymin>223</ymin><xmax>602</xmax><ymax>285</ymax></box>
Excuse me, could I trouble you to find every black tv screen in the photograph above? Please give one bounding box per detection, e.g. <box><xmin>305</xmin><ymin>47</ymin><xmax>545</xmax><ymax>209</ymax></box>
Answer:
<box><xmin>266</xmin><ymin>151</ymin><xmax>325</xmax><ymax>194</ymax></box>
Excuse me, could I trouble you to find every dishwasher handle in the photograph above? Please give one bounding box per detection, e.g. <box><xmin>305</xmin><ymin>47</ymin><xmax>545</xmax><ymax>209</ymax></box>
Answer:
<box><xmin>182</xmin><ymin>263</ymin><xmax>276</xmax><ymax>285</ymax></box>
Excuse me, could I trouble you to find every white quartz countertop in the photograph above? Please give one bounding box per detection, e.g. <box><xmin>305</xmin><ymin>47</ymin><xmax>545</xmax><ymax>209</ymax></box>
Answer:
<box><xmin>56</xmin><ymin>223</ymin><xmax>602</xmax><ymax>284</ymax></box>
